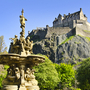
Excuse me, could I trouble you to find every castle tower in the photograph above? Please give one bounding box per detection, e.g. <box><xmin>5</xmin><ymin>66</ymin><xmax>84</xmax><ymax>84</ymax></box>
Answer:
<box><xmin>58</xmin><ymin>14</ymin><xmax>64</xmax><ymax>24</ymax></box>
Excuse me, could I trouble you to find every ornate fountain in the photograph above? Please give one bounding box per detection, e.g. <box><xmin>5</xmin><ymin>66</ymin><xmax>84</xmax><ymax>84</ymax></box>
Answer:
<box><xmin>0</xmin><ymin>9</ymin><xmax>45</xmax><ymax>90</ymax></box>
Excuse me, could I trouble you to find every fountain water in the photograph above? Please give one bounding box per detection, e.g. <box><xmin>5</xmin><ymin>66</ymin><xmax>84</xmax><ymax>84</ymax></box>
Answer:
<box><xmin>0</xmin><ymin>9</ymin><xmax>45</xmax><ymax>90</ymax></box>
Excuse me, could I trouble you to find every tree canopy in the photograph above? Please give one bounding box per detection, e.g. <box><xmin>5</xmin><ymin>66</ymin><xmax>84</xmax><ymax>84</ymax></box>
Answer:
<box><xmin>77</xmin><ymin>58</ymin><xmax>90</xmax><ymax>89</ymax></box>
<box><xmin>54</xmin><ymin>63</ymin><xmax>75</xmax><ymax>89</ymax></box>
<box><xmin>33</xmin><ymin>54</ymin><xmax>60</xmax><ymax>90</ymax></box>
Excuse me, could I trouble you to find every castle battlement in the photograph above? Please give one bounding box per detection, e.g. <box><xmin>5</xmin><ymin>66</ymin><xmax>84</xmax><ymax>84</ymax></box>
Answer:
<box><xmin>53</xmin><ymin>8</ymin><xmax>88</xmax><ymax>29</ymax></box>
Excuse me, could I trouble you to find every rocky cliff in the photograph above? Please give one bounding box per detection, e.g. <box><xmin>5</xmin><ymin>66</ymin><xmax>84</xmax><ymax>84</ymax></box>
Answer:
<box><xmin>28</xmin><ymin>28</ymin><xmax>90</xmax><ymax>64</ymax></box>
<box><xmin>56</xmin><ymin>35</ymin><xmax>90</xmax><ymax>64</ymax></box>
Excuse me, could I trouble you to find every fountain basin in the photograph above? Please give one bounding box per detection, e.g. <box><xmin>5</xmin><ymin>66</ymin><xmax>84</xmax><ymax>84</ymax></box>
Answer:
<box><xmin>0</xmin><ymin>53</ymin><xmax>45</xmax><ymax>67</ymax></box>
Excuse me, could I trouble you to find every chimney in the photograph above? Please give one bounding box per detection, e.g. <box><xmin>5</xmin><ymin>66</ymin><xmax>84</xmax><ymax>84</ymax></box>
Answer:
<box><xmin>46</xmin><ymin>25</ymin><xmax>49</xmax><ymax>29</ymax></box>
<box><xmin>68</xmin><ymin>13</ymin><xmax>70</xmax><ymax>15</ymax></box>
<box><xmin>64</xmin><ymin>14</ymin><xmax>66</xmax><ymax>17</ymax></box>
<box><xmin>80</xmin><ymin>8</ymin><xmax>82</xmax><ymax>12</ymax></box>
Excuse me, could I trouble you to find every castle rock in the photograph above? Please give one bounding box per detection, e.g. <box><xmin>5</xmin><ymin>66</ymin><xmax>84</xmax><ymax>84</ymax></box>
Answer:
<box><xmin>28</xmin><ymin>8</ymin><xmax>90</xmax><ymax>63</ymax></box>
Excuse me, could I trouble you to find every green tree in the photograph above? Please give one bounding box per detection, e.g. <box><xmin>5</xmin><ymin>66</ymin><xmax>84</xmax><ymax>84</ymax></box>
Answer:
<box><xmin>0</xmin><ymin>36</ymin><xmax>7</xmax><ymax>54</ymax></box>
<box><xmin>0</xmin><ymin>65</ymin><xmax>9</xmax><ymax>88</ymax></box>
<box><xmin>77</xmin><ymin>58</ymin><xmax>90</xmax><ymax>89</ymax></box>
<box><xmin>54</xmin><ymin>63</ymin><xmax>75</xmax><ymax>89</ymax></box>
<box><xmin>33</xmin><ymin>54</ymin><xmax>60</xmax><ymax>90</ymax></box>
<box><xmin>0</xmin><ymin>36</ymin><xmax>8</xmax><ymax>89</ymax></box>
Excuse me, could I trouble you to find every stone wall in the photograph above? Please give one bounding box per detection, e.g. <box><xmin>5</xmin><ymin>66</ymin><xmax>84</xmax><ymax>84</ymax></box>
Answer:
<box><xmin>75</xmin><ymin>26</ymin><xmax>90</xmax><ymax>37</ymax></box>
<box><xmin>45</xmin><ymin>27</ymin><xmax>72</xmax><ymax>38</ymax></box>
<box><xmin>53</xmin><ymin>20</ymin><xmax>74</xmax><ymax>28</ymax></box>
<box><xmin>29</xmin><ymin>29</ymin><xmax>47</xmax><ymax>39</ymax></box>
<box><xmin>75</xmin><ymin>20</ymin><xmax>90</xmax><ymax>31</ymax></box>
<box><xmin>28</xmin><ymin>24</ymin><xmax>90</xmax><ymax>43</ymax></box>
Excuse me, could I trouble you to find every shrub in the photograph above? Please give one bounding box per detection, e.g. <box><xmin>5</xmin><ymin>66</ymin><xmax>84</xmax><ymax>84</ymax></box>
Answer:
<box><xmin>33</xmin><ymin>54</ymin><xmax>60</xmax><ymax>90</ymax></box>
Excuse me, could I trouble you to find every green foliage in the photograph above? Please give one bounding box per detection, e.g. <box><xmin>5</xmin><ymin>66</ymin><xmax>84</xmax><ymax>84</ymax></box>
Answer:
<box><xmin>61</xmin><ymin>51</ymin><xmax>64</xmax><ymax>55</ymax></box>
<box><xmin>0</xmin><ymin>69</ymin><xmax>8</xmax><ymax>88</ymax></box>
<box><xmin>74</xmin><ymin>41</ymin><xmax>81</xmax><ymax>44</ymax></box>
<box><xmin>78</xmin><ymin>34</ymin><xmax>90</xmax><ymax>42</ymax></box>
<box><xmin>60</xmin><ymin>35</ymin><xmax>74</xmax><ymax>45</ymax></box>
<box><xmin>0</xmin><ymin>75</ymin><xmax>5</xmax><ymax>88</ymax></box>
<box><xmin>76</xmin><ymin>88</ymin><xmax>81</xmax><ymax>90</ymax></box>
<box><xmin>70</xmin><ymin>87</ymin><xmax>81</xmax><ymax>90</ymax></box>
<box><xmin>76</xmin><ymin>58</ymin><xmax>90</xmax><ymax>89</ymax></box>
<box><xmin>84</xmin><ymin>30</ymin><xmax>90</xmax><ymax>33</ymax></box>
<box><xmin>54</xmin><ymin>63</ymin><xmax>75</xmax><ymax>89</ymax></box>
<box><xmin>85</xmin><ymin>37</ymin><xmax>90</xmax><ymax>42</ymax></box>
<box><xmin>0</xmin><ymin>65</ymin><xmax>9</xmax><ymax>88</ymax></box>
<box><xmin>75</xmin><ymin>88</ymin><xmax>81</xmax><ymax>90</ymax></box>
<box><xmin>4</xmin><ymin>65</ymin><xmax>9</xmax><ymax>70</ymax></box>
<box><xmin>44</xmin><ymin>45</ymin><xmax>46</xmax><ymax>47</ymax></box>
<box><xmin>33</xmin><ymin>54</ymin><xmax>60</xmax><ymax>90</ymax></box>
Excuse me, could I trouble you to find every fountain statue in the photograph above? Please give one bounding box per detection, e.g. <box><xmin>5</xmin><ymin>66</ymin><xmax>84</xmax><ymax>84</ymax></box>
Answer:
<box><xmin>0</xmin><ymin>9</ymin><xmax>45</xmax><ymax>90</ymax></box>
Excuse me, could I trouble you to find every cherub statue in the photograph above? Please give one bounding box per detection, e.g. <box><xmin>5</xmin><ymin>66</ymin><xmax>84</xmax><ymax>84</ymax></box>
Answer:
<box><xmin>25</xmin><ymin>68</ymin><xmax>38</xmax><ymax>86</ymax></box>
<box><xmin>9</xmin><ymin>35</ymin><xmax>18</xmax><ymax>45</ymax></box>
<box><xmin>25</xmin><ymin>68</ymin><xmax>35</xmax><ymax>81</ymax></box>
<box><xmin>25</xmin><ymin>68</ymin><xmax>31</xmax><ymax>81</ymax></box>
<box><xmin>26</xmin><ymin>37</ymin><xmax>31</xmax><ymax>47</ymax></box>
<box><xmin>30</xmin><ymin>41</ymin><xmax>33</xmax><ymax>54</ymax></box>
<box><xmin>19</xmin><ymin>32</ymin><xmax>26</xmax><ymax>45</ymax></box>
<box><xmin>19</xmin><ymin>31</ymin><xmax>26</xmax><ymax>53</ymax></box>
<box><xmin>26</xmin><ymin>37</ymin><xmax>33</xmax><ymax>54</ymax></box>
<box><xmin>9</xmin><ymin>35</ymin><xmax>19</xmax><ymax>53</ymax></box>
<box><xmin>15</xmin><ymin>67</ymin><xmax>20</xmax><ymax>80</ymax></box>
<box><xmin>29</xmin><ymin>69</ymin><xmax>38</xmax><ymax>86</ymax></box>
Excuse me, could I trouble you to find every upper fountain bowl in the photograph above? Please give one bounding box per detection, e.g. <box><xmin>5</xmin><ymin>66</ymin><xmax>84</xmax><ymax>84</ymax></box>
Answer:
<box><xmin>0</xmin><ymin>53</ymin><xmax>45</xmax><ymax>67</ymax></box>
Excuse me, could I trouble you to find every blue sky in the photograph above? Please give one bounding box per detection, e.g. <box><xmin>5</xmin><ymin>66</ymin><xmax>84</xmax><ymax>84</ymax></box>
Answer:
<box><xmin>0</xmin><ymin>0</ymin><xmax>90</xmax><ymax>51</ymax></box>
